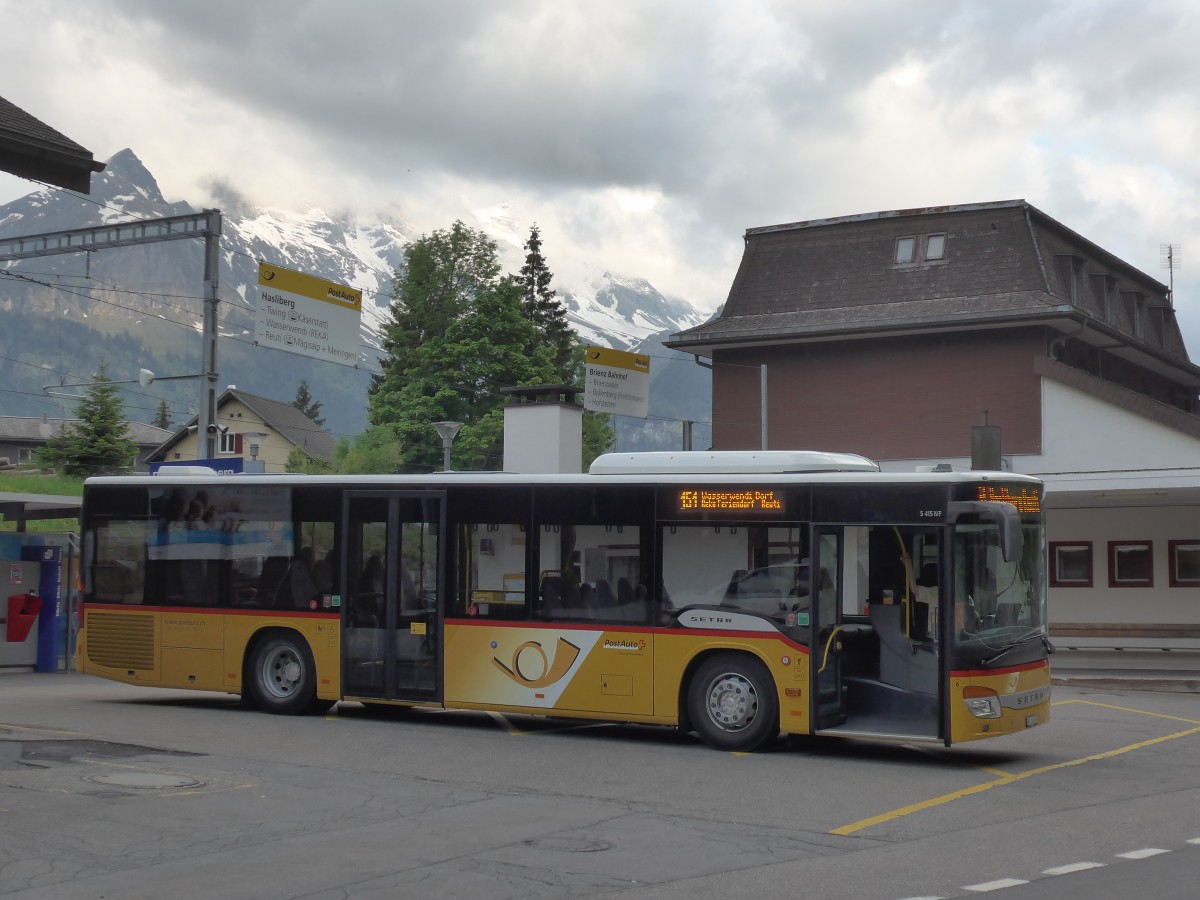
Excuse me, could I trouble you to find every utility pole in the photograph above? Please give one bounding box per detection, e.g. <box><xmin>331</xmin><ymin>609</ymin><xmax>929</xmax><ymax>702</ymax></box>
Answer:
<box><xmin>0</xmin><ymin>209</ymin><xmax>223</xmax><ymax>458</ymax></box>
<box><xmin>201</xmin><ymin>212</ymin><xmax>222</xmax><ymax>458</ymax></box>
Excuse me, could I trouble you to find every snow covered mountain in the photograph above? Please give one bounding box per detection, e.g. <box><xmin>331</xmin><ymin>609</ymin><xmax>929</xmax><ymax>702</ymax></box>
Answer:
<box><xmin>0</xmin><ymin>149</ymin><xmax>711</xmax><ymax>442</ymax></box>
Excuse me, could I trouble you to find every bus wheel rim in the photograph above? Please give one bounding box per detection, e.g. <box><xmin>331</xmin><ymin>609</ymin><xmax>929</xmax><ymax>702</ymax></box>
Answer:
<box><xmin>706</xmin><ymin>673</ymin><xmax>757</xmax><ymax>732</ymax></box>
<box><xmin>263</xmin><ymin>645</ymin><xmax>303</xmax><ymax>698</ymax></box>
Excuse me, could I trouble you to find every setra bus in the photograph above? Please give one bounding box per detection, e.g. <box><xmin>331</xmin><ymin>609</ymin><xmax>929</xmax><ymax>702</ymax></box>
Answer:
<box><xmin>77</xmin><ymin>450</ymin><xmax>1051</xmax><ymax>752</ymax></box>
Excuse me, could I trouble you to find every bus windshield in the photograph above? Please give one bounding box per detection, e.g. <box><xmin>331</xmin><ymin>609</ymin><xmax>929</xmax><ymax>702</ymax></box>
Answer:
<box><xmin>951</xmin><ymin>517</ymin><xmax>1048</xmax><ymax>668</ymax></box>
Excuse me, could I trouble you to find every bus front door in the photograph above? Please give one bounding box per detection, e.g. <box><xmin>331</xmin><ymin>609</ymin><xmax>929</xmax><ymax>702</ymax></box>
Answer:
<box><xmin>342</xmin><ymin>492</ymin><xmax>444</xmax><ymax>703</ymax></box>
<box><xmin>813</xmin><ymin>525</ymin><xmax>941</xmax><ymax>741</ymax></box>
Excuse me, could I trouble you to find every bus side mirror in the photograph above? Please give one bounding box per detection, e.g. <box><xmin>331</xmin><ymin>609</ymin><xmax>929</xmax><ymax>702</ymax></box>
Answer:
<box><xmin>1001</xmin><ymin>507</ymin><xmax>1023</xmax><ymax>563</ymax></box>
<box><xmin>946</xmin><ymin>500</ymin><xmax>1024</xmax><ymax>563</ymax></box>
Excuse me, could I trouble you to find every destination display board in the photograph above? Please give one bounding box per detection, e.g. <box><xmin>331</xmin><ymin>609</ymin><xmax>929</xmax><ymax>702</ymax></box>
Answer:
<box><xmin>584</xmin><ymin>346</ymin><xmax>650</xmax><ymax>418</ymax></box>
<box><xmin>255</xmin><ymin>263</ymin><xmax>362</xmax><ymax>367</ymax></box>
<box><xmin>662</xmin><ymin>485</ymin><xmax>795</xmax><ymax>519</ymax></box>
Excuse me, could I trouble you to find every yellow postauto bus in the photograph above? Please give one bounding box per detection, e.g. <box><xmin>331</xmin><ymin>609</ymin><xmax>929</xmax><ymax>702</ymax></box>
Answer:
<box><xmin>77</xmin><ymin>450</ymin><xmax>1051</xmax><ymax>752</ymax></box>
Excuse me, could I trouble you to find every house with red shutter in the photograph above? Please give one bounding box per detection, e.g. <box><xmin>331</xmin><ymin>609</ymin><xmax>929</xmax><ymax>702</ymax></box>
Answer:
<box><xmin>146</xmin><ymin>387</ymin><xmax>334</xmax><ymax>474</ymax></box>
<box><xmin>667</xmin><ymin>200</ymin><xmax>1200</xmax><ymax>636</ymax></box>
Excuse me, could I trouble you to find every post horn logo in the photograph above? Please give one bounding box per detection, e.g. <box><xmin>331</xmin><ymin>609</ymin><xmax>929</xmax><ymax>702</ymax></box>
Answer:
<box><xmin>492</xmin><ymin>637</ymin><xmax>581</xmax><ymax>688</ymax></box>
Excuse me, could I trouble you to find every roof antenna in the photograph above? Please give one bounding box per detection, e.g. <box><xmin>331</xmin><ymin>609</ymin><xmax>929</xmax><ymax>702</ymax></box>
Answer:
<box><xmin>1161</xmin><ymin>243</ymin><xmax>1181</xmax><ymax>305</ymax></box>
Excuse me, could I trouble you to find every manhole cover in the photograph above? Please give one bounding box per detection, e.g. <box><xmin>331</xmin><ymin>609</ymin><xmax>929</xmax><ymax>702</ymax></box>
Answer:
<box><xmin>85</xmin><ymin>772</ymin><xmax>203</xmax><ymax>790</ymax></box>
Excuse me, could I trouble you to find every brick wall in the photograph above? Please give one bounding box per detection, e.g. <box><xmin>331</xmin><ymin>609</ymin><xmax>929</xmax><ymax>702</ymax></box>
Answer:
<box><xmin>712</xmin><ymin>329</ymin><xmax>1046</xmax><ymax>460</ymax></box>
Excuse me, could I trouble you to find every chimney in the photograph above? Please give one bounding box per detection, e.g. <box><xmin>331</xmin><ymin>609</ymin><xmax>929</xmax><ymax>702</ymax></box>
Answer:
<box><xmin>971</xmin><ymin>411</ymin><xmax>1002</xmax><ymax>470</ymax></box>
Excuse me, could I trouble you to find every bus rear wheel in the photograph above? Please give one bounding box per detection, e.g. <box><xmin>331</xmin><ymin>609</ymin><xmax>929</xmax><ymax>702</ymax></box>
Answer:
<box><xmin>248</xmin><ymin>633</ymin><xmax>330</xmax><ymax>715</ymax></box>
<box><xmin>688</xmin><ymin>653</ymin><xmax>779</xmax><ymax>752</ymax></box>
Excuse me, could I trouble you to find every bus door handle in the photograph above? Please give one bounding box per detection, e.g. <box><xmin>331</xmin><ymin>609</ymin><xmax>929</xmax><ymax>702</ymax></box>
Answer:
<box><xmin>818</xmin><ymin>625</ymin><xmax>845</xmax><ymax>674</ymax></box>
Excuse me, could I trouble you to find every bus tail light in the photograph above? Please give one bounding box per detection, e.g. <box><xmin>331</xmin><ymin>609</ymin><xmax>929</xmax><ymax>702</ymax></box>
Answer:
<box><xmin>963</xmin><ymin>686</ymin><xmax>1001</xmax><ymax>719</ymax></box>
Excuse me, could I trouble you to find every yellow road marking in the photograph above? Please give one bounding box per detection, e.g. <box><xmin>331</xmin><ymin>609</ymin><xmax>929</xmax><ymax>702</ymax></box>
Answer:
<box><xmin>833</xmin><ymin>709</ymin><xmax>1200</xmax><ymax>836</ymax></box>
<box><xmin>488</xmin><ymin>711</ymin><xmax>525</xmax><ymax>736</ymax></box>
<box><xmin>1055</xmin><ymin>698</ymin><xmax>1200</xmax><ymax>726</ymax></box>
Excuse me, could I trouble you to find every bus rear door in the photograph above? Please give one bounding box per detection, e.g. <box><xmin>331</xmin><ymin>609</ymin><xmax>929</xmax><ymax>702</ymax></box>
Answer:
<box><xmin>342</xmin><ymin>491</ymin><xmax>445</xmax><ymax>703</ymax></box>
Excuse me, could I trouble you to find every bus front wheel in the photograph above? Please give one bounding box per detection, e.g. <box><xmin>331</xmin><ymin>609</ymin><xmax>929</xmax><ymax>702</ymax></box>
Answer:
<box><xmin>687</xmin><ymin>653</ymin><xmax>779</xmax><ymax>752</ymax></box>
<box><xmin>248</xmin><ymin>633</ymin><xmax>329</xmax><ymax>715</ymax></box>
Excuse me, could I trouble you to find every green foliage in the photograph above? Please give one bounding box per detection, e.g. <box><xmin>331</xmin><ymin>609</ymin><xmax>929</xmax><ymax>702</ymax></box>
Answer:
<box><xmin>284</xmin><ymin>445</ymin><xmax>332</xmax><ymax>474</ymax></box>
<box><xmin>368</xmin><ymin>222</ymin><xmax>559</xmax><ymax>471</ymax></box>
<box><xmin>355</xmin><ymin>220</ymin><xmax>616</xmax><ymax>473</ymax></box>
<box><xmin>517</xmin><ymin>224</ymin><xmax>574</xmax><ymax>376</ymax></box>
<box><xmin>0</xmin><ymin>473</ymin><xmax>85</xmax><ymax>495</ymax></box>
<box><xmin>35</xmin><ymin>365</ymin><xmax>140</xmax><ymax>478</ymax></box>
<box><xmin>0</xmin><ymin>473</ymin><xmax>84</xmax><ymax>532</ymax></box>
<box><xmin>582</xmin><ymin>410</ymin><xmax>615</xmax><ymax>468</ymax></box>
<box><xmin>334</xmin><ymin>426</ymin><xmax>403</xmax><ymax>474</ymax></box>
<box><xmin>292</xmin><ymin>380</ymin><xmax>326</xmax><ymax>428</ymax></box>
<box><xmin>152</xmin><ymin>399</ymin><xmax>172</xmax><ymax>430</ymax></box>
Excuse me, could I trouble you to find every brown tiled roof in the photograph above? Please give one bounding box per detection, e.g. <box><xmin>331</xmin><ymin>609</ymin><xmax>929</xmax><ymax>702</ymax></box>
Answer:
<box><xmin>149</xmin><ymin>388</ymin><xmax>336</xmax><ymax>462</ymax></box>
<box><xmin>673</xmin><ymin>291</ymin><xmax>1068</xmax><ymax>347</ymax></box>
<box><xmin>0</xmin><ymin>416</ymin><xmax>170</xmax><ymax>447</ymax></box>
<box><xmin>669</xmin><ymin>200</ymin><xmax>1196</xmax><ymax>378</ymax></box>
<box><xmin>0</xmin><ymin>95</ymin><xmax>105</xmax><ymax>193</ymax></box>
<box><xmin>232</xmin><ymin>390</ymin><xmax>336</xmax><ymax>460</ymax></box>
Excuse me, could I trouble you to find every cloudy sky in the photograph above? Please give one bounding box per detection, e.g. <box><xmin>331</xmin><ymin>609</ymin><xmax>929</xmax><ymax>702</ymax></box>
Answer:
<box><xmin>5</xmin><ymin>0</ymin><xmax>1200</xmax><ymax>343</ymax></box>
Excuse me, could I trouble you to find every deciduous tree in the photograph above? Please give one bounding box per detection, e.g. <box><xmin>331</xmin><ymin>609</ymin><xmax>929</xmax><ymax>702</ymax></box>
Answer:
<box><xmin>357</xmin><ymin>221</ymin><xmax>613</xmax><ymax>472</ymax></box>
<box><xmin>368</xmin><ymin>223</ymin><xmax>557</xmax><ymax>471</ymax></box>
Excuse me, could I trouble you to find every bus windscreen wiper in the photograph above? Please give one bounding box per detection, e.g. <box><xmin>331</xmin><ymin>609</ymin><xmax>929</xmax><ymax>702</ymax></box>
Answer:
<box><xmin>980</xmin><ymin>630</ymin><xmax>1052</xmax><ymax>667</ymax></box>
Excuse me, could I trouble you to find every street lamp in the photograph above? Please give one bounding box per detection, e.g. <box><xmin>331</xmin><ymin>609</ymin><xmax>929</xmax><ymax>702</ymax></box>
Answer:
<box><xmin>433</xmin><ymin>421</ymin><xmax>462</xmax><ymax>472</ymax></box>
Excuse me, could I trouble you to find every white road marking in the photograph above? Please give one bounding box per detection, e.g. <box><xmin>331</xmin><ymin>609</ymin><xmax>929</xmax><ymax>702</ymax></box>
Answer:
<box><xmin>1043</xmin><ymin>862</ymin><xmax>1105</xmax><ymax>875</ymax></box>
<box><xmin>964</xmin><ymin>878</ymin><xmax>1029</xmax><ymax>892</ymax></box>
<box><xmin>1117</xmin><ymin>848</ymin><xmax>1169</xmax><ymax>860</ymax></box>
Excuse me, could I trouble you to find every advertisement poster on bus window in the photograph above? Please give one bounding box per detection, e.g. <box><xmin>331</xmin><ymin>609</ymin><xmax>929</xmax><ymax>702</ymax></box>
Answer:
<box><xmin>147</xmin><ymin>485</ymin><xmax>293</xmax><ymax>560</ymax></box>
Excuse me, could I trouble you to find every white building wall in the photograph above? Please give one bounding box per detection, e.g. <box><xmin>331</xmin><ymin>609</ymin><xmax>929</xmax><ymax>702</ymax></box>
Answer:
<box><xmin>876</xmin><ymin>376</ymin><xmax>1200</xmax><ymax>629</ymax></box>
<box><xmin>1048</xmin><ymin>505</ymin><xmax>1200</xmax><ymax>625</ymax></box>
<box><xmin>1039</xmin><ymin>380</ymin><xmax>1200</xmax><ymax>472</ymax></box>
<box><xmin>503</xmin><ymin>404</ymin><xmax>583</xmax><ymax>474</ymax></box>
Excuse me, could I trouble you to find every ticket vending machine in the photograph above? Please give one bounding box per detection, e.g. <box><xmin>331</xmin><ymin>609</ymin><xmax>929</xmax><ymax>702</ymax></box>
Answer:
<box><xmin>1</xmin><ymin>559</ymin><xmax>43</xmax><ymax>669</ymax></box>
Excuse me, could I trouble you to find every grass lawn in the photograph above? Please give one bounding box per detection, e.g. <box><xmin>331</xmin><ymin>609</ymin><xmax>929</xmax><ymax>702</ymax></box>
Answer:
<box><xmin>0</xmin><ymin>472</ymin><xmax>84</xmax><ymax>533</ymax></box>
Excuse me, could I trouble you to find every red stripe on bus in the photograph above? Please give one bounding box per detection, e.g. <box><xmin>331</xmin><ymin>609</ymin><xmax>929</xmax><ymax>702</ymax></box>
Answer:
<box><xmin>444</xmin><ymin>617</ymin><xmax>811</xmax><ymax>653</ymax></box>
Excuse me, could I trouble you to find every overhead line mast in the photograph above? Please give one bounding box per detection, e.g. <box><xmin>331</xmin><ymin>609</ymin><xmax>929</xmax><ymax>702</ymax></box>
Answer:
<box><xmin>0</xmin><ymin>210</ymin><xmax>224</xmax><ymax>457</ymax></box>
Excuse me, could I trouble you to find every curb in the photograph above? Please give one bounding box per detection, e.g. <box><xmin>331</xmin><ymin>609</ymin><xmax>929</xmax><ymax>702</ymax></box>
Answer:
<box><xmin>1052</xmin><ymin>675</ymin><xmax>1200</xmax><ymax>693</ymax></box>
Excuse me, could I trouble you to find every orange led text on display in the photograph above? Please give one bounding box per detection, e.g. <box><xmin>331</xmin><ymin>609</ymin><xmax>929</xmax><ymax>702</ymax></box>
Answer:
<box><xmin>977</xmin><ymin>484</ymin><xmax>1041</xmax><ymax>514</ymax></box>
<box><xmin>678</xmin><ymin>489</ymin><xmax>783</xmax><ymax>512</ymax></box>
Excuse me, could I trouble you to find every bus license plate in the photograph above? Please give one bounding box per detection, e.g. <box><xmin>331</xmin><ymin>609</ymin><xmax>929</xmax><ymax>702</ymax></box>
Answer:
<box><xmin>1025</xmin><ymin>715</ymin><xmax>1038</xmax><ymax>728</ymax></box>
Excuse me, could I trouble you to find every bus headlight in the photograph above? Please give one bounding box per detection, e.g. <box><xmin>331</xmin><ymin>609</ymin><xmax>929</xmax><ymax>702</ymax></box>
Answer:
<box><xmin>963</xmin><ymin>686</ymin><xmax>1002</xmax><ymax>719</ymax></box>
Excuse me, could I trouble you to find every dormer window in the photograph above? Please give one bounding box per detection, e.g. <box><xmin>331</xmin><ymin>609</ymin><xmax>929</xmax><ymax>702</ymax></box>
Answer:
<box><xmin>894</xmin><ymin>233</ymin><xmax>946</xmax><ymax>265</ymax></box>
<box><xmin>1055</xmin><ymin>254</ymin><xmax>1084</xmax><ymax>305</ymax></box>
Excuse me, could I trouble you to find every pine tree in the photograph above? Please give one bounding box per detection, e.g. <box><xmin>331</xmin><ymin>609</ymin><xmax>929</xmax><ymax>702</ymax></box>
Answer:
<box><xmin>516</xmin><ymin>224</ymin><xmax>574</xmax><ymax>376</ymax></box>
<box><xmin>292</xmin><ymin>380</ymin><xmax>326</xmax><ymax>428</ymax></box>
<box><xmin>37</xmin><ymin>364</ymin><xmax>139</xmax><ymax>477</ymax></box>
<box><xmin>152</xmin><ymin>399</ymin><xmax>172</xmax><ymax>430</ymax></box>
